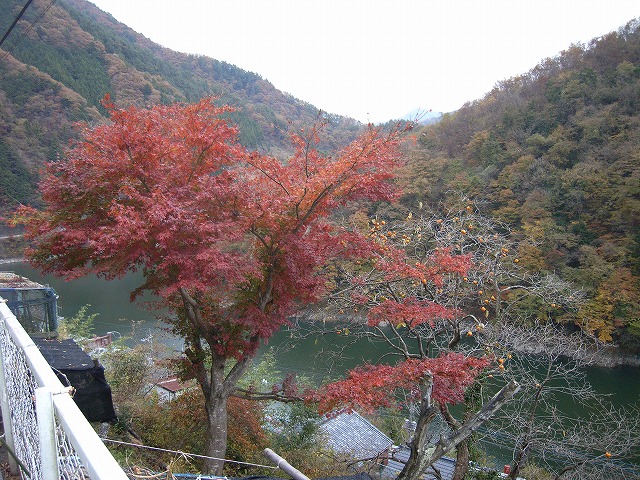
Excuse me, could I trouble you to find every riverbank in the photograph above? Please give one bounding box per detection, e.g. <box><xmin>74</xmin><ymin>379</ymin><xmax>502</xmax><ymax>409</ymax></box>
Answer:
<box><xmin>478</xmin><ymin>321</ymin><xmax>640</xmax><ymax>368</ymax></box>
<box><xmin>0</xmin><ymin>258</ymin><xmax>24</xmax><ymax>265</ymax></box>
<box><xmin>0</xmin><ymin>232</ymin><xmax>26</xmax><ymax>266</ymax></box>
<box><xmin>296</xmin><ymin>306</ymin><xmax>640</xmax><ymax>369</ymax></box>
<box><xmin>4</xmin><ymin>258</ymin><xmax>640</xmax><ymax>369</ymax></box>
<box><xmin>511</xmin><ymin>337</ymin><xmax>640</xmax><ymax>368</ymax></box>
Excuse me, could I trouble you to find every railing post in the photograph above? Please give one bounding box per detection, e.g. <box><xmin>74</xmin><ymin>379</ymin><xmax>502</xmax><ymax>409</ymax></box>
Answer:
<box><xmin>36</xmin><ymin>387</ymin><xmax>60</xmax><ymax>480</ymax></box>
<box><xmin>0</xmin><ymin>311</ymin><xmax>19</xmax><ymax>476</ymax></box>
<box><xmin>0</xmin><ymin>299</ymin><xmax>129</xmax><ymax>479</ymax></box>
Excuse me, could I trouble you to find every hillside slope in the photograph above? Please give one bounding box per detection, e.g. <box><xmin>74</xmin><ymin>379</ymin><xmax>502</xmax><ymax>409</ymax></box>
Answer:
<box><xmin>0</xmin><ymin>0</ymin><xmax>362</xmax><ymax>208</ymax></box>
<box><xmin>401</xmin><ymin>19</ymin><xmax>640</xmax><ymax>349</ymax></box>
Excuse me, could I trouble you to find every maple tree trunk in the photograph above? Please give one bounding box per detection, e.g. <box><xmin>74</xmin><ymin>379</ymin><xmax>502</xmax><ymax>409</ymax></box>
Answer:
<box><xmin>194</xmin><ymin>338</ymin><xmax>252</xmax><ymax>475</ymax></box>
<box><xmin>179</xmin><ymin>289</ymin><xmax>233</xmax><ymax>475</ymax></box>
<box><xmin>202</xmin><ymin>383</ymin><xmax>229</xmax><ymax>474</ymax></box>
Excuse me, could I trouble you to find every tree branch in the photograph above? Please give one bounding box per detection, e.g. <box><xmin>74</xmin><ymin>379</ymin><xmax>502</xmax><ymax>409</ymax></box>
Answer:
<box><xmin>232</xmin><ymin>387</ymin><xmax>304</xmax><ymax>403</ymax></box>
<box><xmin>433</xmin><ymin>380</ymin><xmax>520</xmax><ymax>460</ymax></box>
<box><xmin>398</xmin><ymin>380</ymin><xmax>520</xmax><ymax>480</ymax></box>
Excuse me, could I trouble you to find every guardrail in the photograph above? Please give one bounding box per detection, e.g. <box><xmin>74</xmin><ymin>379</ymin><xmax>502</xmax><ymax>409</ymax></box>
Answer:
<box><xmin>0</xmin><ymin>298</ymin><xmax>128</xmax><ymax>479</ymax></box>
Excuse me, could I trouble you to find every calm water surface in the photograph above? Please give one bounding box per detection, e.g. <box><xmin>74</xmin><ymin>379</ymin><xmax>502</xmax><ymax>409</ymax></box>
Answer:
<box><xmin>3</xmin><ymin>261</ymin><xmax>639</xmax><ymax>468</ymax></box>
<box><xmin>5</xmin><ymin>262</ymin><xmax>640</xmax><ymax>401</ymax></box>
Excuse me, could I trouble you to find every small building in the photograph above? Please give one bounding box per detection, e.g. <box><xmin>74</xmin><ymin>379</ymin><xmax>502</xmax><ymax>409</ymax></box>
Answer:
<box><xmin>0</xmin><ymin>273</ymin><xmax>118</xmax><ymax>423</ymax></box>
<box><xmin>0</xmin><ymin>272</ymin><xmax>58</xmax><ymax>334</ymax></box>
<box><xmin>85</xmin><ymin>332</ymin><xmax>114</xmax><ymax>354</ymax></box>
<box><xmin>154</xmin><ymin>376</ymin><xmax>195</xmax><ymax>402</ymax></box>
<box><xmin>319</xmin><ymin>410</ymin><xmax>394</xmax><ymax>460</ymax></box>
<box><xmin>33</xmin><ymin>337</ymin><xmax>117</xmax><ymax>423</ymax></box>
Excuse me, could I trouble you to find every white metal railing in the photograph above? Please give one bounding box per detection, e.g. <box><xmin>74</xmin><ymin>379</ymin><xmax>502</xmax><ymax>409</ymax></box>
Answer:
<box><xmin>0</xmin><ymin>298</ymin><xmax>128</xmax><ymax>480</ymax></box>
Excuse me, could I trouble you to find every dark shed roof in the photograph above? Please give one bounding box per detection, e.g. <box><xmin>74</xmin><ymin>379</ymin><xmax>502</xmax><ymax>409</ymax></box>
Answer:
<box><xmin>33</xmin><ymin>337</ymin><xmax>116</xmax><ymax>422</ymax></box>
<box><xmin>33</xmin><ymin>337</ymin><xmax>94</xmax><ymax>370</ymax></box>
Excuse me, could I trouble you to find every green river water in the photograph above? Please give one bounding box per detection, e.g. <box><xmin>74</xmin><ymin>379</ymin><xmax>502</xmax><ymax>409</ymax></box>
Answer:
<box><xmin>3</xmin><ymin>261</ymin><xmax>639</xmax><ymax>471</ymax></box>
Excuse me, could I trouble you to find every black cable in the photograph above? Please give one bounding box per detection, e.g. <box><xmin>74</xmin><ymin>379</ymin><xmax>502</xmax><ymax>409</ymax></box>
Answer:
<box><xmin>0</xmin><ymin>0</ymin><xmax>35</xmax><ymax>48</ymax></box>
<box><xmin>0</xmin><ymin>0</ymin><xmax>57</xmax><ymax>64</ymax></box>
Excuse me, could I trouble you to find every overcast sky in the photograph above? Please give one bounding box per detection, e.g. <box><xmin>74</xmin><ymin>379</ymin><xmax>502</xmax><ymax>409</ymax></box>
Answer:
<box><xmin>88</xmin><ymin>1</ymin><xmax>638</xmax><ymax>124</ymax></box>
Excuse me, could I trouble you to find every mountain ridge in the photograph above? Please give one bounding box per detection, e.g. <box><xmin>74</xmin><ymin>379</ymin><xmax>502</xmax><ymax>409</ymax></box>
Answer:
<box><xmin>399</xmin><ymin>18</ymin><xmax>640</xmax><ymax>349</ymax></box>
<box><xmin>0</xmin><ymin>0</ymin><xmax>363</xmax><ymax>208</ymax></box>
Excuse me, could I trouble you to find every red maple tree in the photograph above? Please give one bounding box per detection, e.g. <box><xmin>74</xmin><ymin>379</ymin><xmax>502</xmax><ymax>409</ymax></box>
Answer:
<box><xmin>13</xmin><ymin>96</ymin><xmax>409</xmax><ymax>474</ymax></box>
<box><xmin>316</xmin><ymin>352</ymin><xmax>489</xmax><ymax>415</ymax></box>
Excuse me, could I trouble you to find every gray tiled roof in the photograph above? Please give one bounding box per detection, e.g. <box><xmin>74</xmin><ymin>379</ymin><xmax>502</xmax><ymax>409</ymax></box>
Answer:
<box><xmin>318</xmin><ymin>410</ymin><xmax>459</xmax><ymax>480</ymax></box>
<box><xmin>319</xmin><ymin>411</ymin><xmax>394</xmax><ymax>459</ymax></box>
<box><xmin>382</xmin><ymin>446</ymin><xmax>456</xmax><ymax>480</ymax></box>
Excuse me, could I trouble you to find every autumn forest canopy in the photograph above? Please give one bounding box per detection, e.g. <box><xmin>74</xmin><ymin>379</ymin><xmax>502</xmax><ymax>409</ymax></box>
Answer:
<box><xmin>3</xmin><ymin>1</ymin><xmax>640</xmax><ymax>477</ymax></box>
<box><xmin>0</xmin><ymin>0</ymin><xmax>638</xmax><ymax>349</ymax></box>
<box><xmin>397</xmin><ymin>19</ymin><xmax>640</xmax><ymax>350</ymax></box>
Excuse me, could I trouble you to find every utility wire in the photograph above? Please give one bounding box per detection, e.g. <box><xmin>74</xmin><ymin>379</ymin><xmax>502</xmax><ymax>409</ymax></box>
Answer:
<box><xmin>0</xmin><ymin>0</ymin><xmax>57</xmax><ymax>63</ymax></box>
<box><xmin>101</xmin><ymin>438</ymin><xmax>279</xmax><ymax>470</ymax></box>
<box><xmin>0</xmin><ymin>0</ymin><xmax>35</xmax><ymax>48</ymax></box>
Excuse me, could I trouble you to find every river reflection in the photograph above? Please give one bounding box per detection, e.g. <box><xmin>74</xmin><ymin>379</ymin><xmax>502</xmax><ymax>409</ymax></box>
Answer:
<box><xmin>2</xmin><ymin>261</ymin><xmax>174</xmax><ymax>345</ymax></box>
<box><xmin>4</xmin><ymin>261</ymin><xmax>640</xmax><ymax>403</ymax></box>
<box><xmin>3</xmin><ymin>260</ymin><xmax>640</xmax><ymax>469</ymax></box>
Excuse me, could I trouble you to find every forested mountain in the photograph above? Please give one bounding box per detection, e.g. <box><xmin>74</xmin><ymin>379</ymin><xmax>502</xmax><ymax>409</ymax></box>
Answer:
<box><xmin>2</xmin><ymin>0</ymin><xmax>639</xmax><ymax>351</ymax></box>
<box><xmin>400</xmin><ymin>19</ymin><xmax>640</xmax><ymax>350</ymax></box>
<box><xmin>0</xmin><ymin>0</ymin><xmax>362</xmax><ymax>209</ymax></box>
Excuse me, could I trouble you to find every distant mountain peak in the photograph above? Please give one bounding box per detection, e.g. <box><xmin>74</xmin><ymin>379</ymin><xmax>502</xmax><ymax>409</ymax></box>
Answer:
<box><xmin>400</xmin><ymin>108</ymin><xmax>443</xmax><ymax>125</ymax></box>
